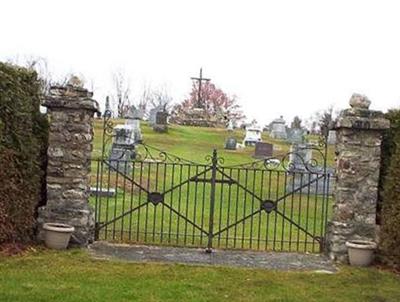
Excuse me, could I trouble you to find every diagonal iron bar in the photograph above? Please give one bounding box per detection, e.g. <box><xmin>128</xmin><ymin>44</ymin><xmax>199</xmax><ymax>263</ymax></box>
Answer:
<box><xmin>161</xmin><ymin>202</ymin><xmax>209</xmax><ymax>235</ymax></box>
<box><xmin>275</xmin><ymin>209</ymin><xmax>321</xmax><ymax>242</ymax></box>
<box><xmin>102</xmin><ymin>159</ymin><xmax>150</xmax><ymax>193</ymax></box>
<box><xmin>216</xmin><ymin>167</ymin><xmax>264</xmax><ymax>202</ymax></box>
<box><xmin>96</xmin><ymin>202</ymin><xmax>149</xmax><ymax>231</ymax></box>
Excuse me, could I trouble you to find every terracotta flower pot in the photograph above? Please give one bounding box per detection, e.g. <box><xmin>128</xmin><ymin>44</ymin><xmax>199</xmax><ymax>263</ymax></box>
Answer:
<box><xmin>43</xmin><ymin>223</ymin><xmax>75</xmax><ymax>250</ymax></box>
<box><xmin>345</xmin><ymin>240</ymin><xmax>377</xmax><ymax>267</ymax></box>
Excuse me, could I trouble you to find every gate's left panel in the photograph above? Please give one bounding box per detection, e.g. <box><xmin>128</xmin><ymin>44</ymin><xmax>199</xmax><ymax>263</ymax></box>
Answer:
<box><xmin>91</xmin><ymin>157</ymin><xmax>211</xmax><ymax>248</ymax></box>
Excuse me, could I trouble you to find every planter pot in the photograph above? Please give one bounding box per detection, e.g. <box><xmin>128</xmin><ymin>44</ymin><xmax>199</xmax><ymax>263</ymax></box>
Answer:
<box><xmin>43</xmin><ymin>223</ymin><xmax>75</xmax><ymax>250</ymax></box>
<box><xmin>345</xmin><ymin>240</ymin><xmax>377</xmax><ymax>267</ymax></box>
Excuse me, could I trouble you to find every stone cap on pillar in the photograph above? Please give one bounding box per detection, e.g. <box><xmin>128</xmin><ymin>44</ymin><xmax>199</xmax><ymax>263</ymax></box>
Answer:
<box><xmin>43</xmin><ymin>76</ymin><xmax>99</xmax><ymax>112</ymax></box>
<box><xmin>334</xmin><ymin>93</ymin><xmax>390</xmax><ymax>130</ymax></box>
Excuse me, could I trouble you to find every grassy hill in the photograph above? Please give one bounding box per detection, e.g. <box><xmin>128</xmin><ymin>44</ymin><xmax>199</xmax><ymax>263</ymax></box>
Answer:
<box><xmin>92</xmin><ymin>119</ymin><xmax>335</xmax><ymax>166</ymax></box>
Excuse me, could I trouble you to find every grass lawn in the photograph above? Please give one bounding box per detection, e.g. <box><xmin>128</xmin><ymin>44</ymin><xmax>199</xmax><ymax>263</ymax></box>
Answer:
<box><xmin>1</xmin><ymin>248</ymin><xmax>399</xmax><ymax>302</ymax></box>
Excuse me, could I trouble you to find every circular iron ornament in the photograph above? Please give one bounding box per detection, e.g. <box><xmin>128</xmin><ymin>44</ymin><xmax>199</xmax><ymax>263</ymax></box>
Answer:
<box><xmin>261</xmin><ymin>200</ymin><xmax>276</xmax><ymax>213</ymax></box>
<box><xmin>148</xmin><ymin>192</ymin><xmax>164</xmax><ymax>205</ymax></box>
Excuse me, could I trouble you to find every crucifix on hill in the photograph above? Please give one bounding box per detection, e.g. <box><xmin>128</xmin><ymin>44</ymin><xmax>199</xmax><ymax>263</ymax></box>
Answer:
<box><xmin>191</xmin><ymin>68</ymin><xmax>211</xmax><ymax>109</ymax></box>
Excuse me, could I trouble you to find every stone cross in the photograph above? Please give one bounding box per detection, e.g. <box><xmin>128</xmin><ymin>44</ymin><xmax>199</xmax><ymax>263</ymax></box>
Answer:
<box><xmin>190</xmin><ymin>68</ymin><xmax>210</xmax><ymax>108</ymax></box>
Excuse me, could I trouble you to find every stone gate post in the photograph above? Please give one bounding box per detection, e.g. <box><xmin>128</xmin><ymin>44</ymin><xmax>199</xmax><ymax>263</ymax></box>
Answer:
<box><xmin>37</xmin><ymin>77</ymin><xmax>99</xmax><ymax>247</ymax></box>
<box><xmin>326</xmin><ymin>94</ymin><xmax>389</xmax><ymax>262</ymax></box>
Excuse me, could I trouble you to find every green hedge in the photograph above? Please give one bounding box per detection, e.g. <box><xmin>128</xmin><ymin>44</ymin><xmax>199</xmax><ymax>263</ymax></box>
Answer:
<box><xmin>0</xmin><ymin>62</ymin><xmax>48</xmax><ymax>243</ymax></box>
<box><xmin>379</xmin><ymin>109</ymin><xmax>400</xmax><ymax>266</ymax></box>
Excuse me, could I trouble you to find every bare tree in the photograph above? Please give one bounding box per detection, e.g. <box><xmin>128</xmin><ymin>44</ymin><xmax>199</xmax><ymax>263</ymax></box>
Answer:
<box><xmin>111</xmin><ymin>70</ymin><xmax>131</xmax><ymax>118</ymax></box>
<box><xmin>151</xmin><ymin>85</ymin><xmax>173</xmax><ymax>111</ymax></box>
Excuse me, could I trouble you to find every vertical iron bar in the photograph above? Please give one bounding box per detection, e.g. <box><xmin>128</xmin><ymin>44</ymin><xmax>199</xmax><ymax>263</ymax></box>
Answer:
<box><xmin>176</xmin><ymin>164</ymin><xmax>184</xmax><ymax>244</ymax></box>
<box><xmin>206</xmin><ymin>149</ymin><xmax>218</xmax><ymax>253</ymax></box>
<box><xmin>217</xmin><ymin>167</ymin><xmax>225</xmax><ymax>247</ymax></box>
<box><xmin>184</xmin><ymin>164</ymin><xmax>191</xmax><ymax>245</ymax></box>
<box><xmin>272</xmin><ymin>171</ymin><xmax>280</xmax><ymax>251</ymax></box>
<box><xmin>296</xmin><ymin>172</ymin><xmax>304</xmax><ymax>251</ymax></box>
<box><xmin>233</xmin><ymin>169</ymin><xmax>241</xmax><ymax>248</ymax></box>
<box><xmin>265</xmin><ymin>170</ymin><xmax>272</xmax><ymax>250</ymax></box>
<box><xmin>144</xmin><ymin>162</ymin><xmax>151</xmax><ymax>242</ymax></box>
<box><xmin>280</xmin><ymin>170</ymin><xmax>288</xmax><ymax>251</ymax></box>
<box><xmin>113</xmin><ymin>161</ymin><xmax>120</xmax><ymax>240</ymax></box>
<box><xmin>225</xmin><ymin>168</ymin><xmax>233</xmax><ymax>248</ymax></box>
<box><xmin>120</xmin><ymin>160</ymin><xmax>128</xmax><ymax>240</ymax></box>
<box><xmin>192</xmin><ymin>165</ymin><xmax>199</xmax><ymax>245</ymax></box>
<box><xmin>168</xmin><ymin>163</ymin><xmax>176</xmax><ymax>243</ymax></box>
<box><xmin>160</xmin><ymin>163</ymin><xmax>167</xmax><ymax>243</ymax></box>
<box><xmin>249</xmin><ymin>169</ymin><xmax>257</xmax><ymax>249</ymax></box>
<box><xmin>241</xmin><ymin>169</ymin><xmax>249</xmax><ymax>249</ymax></box>
<box><xmin>153</xmin><ymin>162</ymin><xmax>160</xmax><ymax>242</ymax></box>
<box><xmin>104</xmin><ymin>160</ymin><xmax>112</xmax><ymax>240</ymax></box>
<box><xmin>136</xmin><ymin>161</ymin><xmax>144</xmax><ymax>242</ymax></box>
<box><xmin>128</xmin><ymin>161</ymin><xmax>136</xmax><ymax>241</ymax></box>
<box><xmin>94</xmin><ymin>159</ymin><xmax>100</xmax><ymax>240</ymax></box>
<box><xmin>304</xmin><ymin>172</ymin><xmax>312</xmax><ymax>252</ymax></box>
<box><xmin>257</xmin><ymin>169</ymin><xmax>265</xmax><ymax>250</ymax></box>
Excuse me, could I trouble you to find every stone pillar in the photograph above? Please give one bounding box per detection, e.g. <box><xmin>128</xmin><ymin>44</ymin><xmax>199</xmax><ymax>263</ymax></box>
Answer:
<box><xmin>326</xmin><ymin>94</ymin><xmax>389</xmax><ymax>262</ymax></box>
<box><xmin>38</xmin><ymin>77</ymin><xmax>99</xmax><ymax>247</ymax></box>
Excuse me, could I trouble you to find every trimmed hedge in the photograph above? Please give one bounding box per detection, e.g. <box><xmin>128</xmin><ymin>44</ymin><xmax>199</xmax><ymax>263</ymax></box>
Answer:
<box><xmin>0</xmin><ymin>62</ymin><xmax>48</xmax><ymax>243</ymax></box>
<box><xmin>379</xmin><ymin>109</ymin><xmax>400</xmax><ymax>266</ymax></box>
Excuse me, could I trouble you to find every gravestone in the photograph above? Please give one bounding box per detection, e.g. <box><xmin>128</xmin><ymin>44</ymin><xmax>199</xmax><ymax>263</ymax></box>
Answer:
<box><xmin>125</xmin><ymin>106</ymin><xmax>143</xmax><ymax>143</ymax></box>
<box><xmin>108</xmin><ymin>125</ymin><xmax>136</xmax><ymax>173</ymax></box>
<box><xmin>270</xmin><ymin>116</ymin><xmax>288</xmax><ymax>140</ymax></box>
<box><xmin>148</xmin><ymin>105</ymin><xmax>164</xmax><ymax>126</ymax></box>
<box><xmin>224</xmin><ymin>137</ymin><xmax>237</xmax><ymax>150</ymax></box>
<box><xmin>288</xmin><ymin>128</ymin><xmax>305</xmax><ymax>144</ymax></box>
<box><xmin>286</xmin><ymin>143</ymin><xmax>334</xmax><ymax>194</ymax></box>
<box><xmin>227</xmin><ymin>119</ymin><xmax>234</xmax><ymax>131</ymax></box>
<box><xmin>327</xmin><ymin>130</ymin><xmax>336</xmax><ymax>145</ymax></box>
<box><xmin>243</xmin><ymin>126</ymin><xmax>262</xmax><ymax>146</ymax></box>
<box><xmin>153</xmin><ymin>111</ymin><xmax>168</xmax><ymax>133</ymax></box>
<box><xmin>253</xmin><ymin>142</ymin><xmax>273</xmax><ymax>159</ymax></box>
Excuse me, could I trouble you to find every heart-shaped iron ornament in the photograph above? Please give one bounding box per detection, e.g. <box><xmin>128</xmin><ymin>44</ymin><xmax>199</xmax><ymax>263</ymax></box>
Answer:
<box><xmin>261</xmin><ymin>200</ymin><xmax>276</xmax><ymax>213</ymax></box>
<box><xmin>148</xmin><ymin>192</ymin><xmax>164</xmax><ymax>205</ymax></box>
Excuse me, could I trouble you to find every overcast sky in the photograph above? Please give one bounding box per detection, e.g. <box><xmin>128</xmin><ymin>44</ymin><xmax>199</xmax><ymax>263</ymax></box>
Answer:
<box><xmin>1</xmin><ymin>0</ymin><xmax>399</xmax><ymax>125</ymax></box>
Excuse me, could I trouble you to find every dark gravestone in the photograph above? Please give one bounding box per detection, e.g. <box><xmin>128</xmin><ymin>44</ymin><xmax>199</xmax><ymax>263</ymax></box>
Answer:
<box><xmin>224</xmin><ymin>137</ymin><xmax>237</xmax><ymax>150</ymax></box>
<box><xmin>153</xmin><ymin>111</ymin><xmax>168</xmax><ymax>133</ymax></box>
<box><xmin>253</xmin><ymin>142</ymin><xmax>273</xmax><ymax>158</ymax></box>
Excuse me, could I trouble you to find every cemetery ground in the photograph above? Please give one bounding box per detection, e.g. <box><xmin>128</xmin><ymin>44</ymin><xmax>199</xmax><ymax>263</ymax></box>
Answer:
<box><xmin>91</xmin><ymin>120</ymin><xmax>335</xmax><ymax>252</ymax></box>
<box><xmin>1</xmin><ymin>247</ymin><xmax>400</xmax><ymax>302</ymax></box>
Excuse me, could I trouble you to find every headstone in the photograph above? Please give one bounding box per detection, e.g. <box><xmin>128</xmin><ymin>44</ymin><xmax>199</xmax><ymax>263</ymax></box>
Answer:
<box><xmin>327</xmin><ymin>130</ymin><xmax>336</xmax><ymax>145</ymax></box>
<box><xmin>108</xmin><ymin>125</ymin><xmax>136</xmax><ymax>173</ymax></box>
<box><xmin>148</xmin><ymin>105</ymin><xmax>164</xmax><ymax>126</ymax></box>
<box><xmin>153</xmin><ymin>111</ymin><xmax>168</xmax><ymax>133</ymax></box>
<box><xmin>227</xmin><ymin>119</ymin><xmax>234</xmax><ymax>131</ymax></box>
<box><xmin>126</xmin><ymin>105</ymin><xmax>144</xmax><ymax>120</ymax></box>
<box><xmin>288</xmin><ymin>128</ymin><xmax>305</xmax><ymax>144</ymax></box>
<box><xmin>270</xmin><ymin>116</ymin><xmax>288</xmax><ymax>140</ymax></box>
<box><xmin>286</xmin><ymin>143</ymin><xmax>334</xmax><ymax>194</ymax></box>
<box><xmin>243</xmin><ymin>126</ymin><xmax>262</xmax><ymax>146</ymax></box>
<box><xmin>224</xmin><ymin>137</ymin><xmax>237</xmax><ymax>150</ymax></box>
<box><xmin>253</xmin><ymin>142</ymin><xmax>273</xmax><ymax>158</ymax></box>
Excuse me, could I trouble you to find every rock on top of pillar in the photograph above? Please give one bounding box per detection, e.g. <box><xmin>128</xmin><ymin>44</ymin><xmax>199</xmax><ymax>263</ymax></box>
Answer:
<box><xmin>335</xmin><ymin>93</ymin><xmax>390</xmax><ymax>130</ymax></box>
<box><xmin>43</xmin><ymin>75</ymin><xmax>99</xmax><ymax>112</ymax></box>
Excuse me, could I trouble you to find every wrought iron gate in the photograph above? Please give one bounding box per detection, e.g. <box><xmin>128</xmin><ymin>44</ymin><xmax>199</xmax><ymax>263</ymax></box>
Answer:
<box><xmin>91</xmin><ymin>114</ymin><xmax>333</xmax><ymax>253</ymax></box>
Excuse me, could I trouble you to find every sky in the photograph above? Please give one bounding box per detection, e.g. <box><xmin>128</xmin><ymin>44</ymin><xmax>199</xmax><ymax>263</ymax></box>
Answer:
<box><xmin>1</xmin><ymin>0</ymin><xmax>399</xmax><ymax>125</ymax></box>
